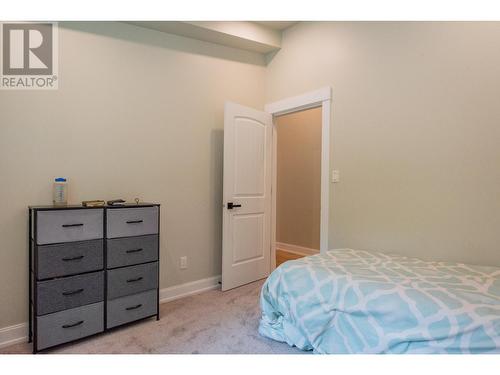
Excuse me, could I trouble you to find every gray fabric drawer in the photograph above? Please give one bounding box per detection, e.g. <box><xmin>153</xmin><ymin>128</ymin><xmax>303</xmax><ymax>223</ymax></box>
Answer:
<box><xmin>107</xmin><ymin>290</ymin><xmax>157</xmax><ymax>329</ymax></box>
<box><xmin>37</xmin><ymin>239</ymin><xmax>103</xmax><ymax>280</ymax></box>
<box><xmin>107</xmin><ymin>235</ymin><xmax>158</xmax><ymax>269</ymax></box>
<box><xmin>36</xmin><ymin>302</ymin><xmax>103</xmax><ymax>350</ymax></box>
<box><xmin>106</xmin><ymin>207</ymin><xmax>158</xmax><ymax>239</ymax></box>
<box><xmin>36</xmin><ymin>209</ymin><xmax>103</xmax><ymax>245</ymax></box>
<box><xmin>107</xmin><ymin>262</ymin><xmax>158</xmax><ymax>300</ymax></box>
<box><xmin>36</xmin><ymin>271</ymin><xmax>104</xmax><ymax>315</ymax></box>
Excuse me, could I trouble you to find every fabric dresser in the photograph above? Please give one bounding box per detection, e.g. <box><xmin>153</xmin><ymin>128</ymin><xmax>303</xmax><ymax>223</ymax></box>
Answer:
<box><xmin>29</xmin><ymin>203</ymin><xmax>160</xmax><ymax>353</ymax></box>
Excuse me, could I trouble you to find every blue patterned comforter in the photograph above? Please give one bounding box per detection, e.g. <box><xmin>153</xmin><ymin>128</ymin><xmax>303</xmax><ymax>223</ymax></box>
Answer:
<box><xmin>259</xmin><ymin>249</ymin><xmax>500</xmax><ymax>353</ymax></box>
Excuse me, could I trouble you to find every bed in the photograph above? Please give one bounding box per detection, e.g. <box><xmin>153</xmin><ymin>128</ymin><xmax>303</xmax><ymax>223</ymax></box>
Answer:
<box><xmin>259</xmin><ymin>248</ymin><xmax>500</xmax><ymax>353</ymax></box>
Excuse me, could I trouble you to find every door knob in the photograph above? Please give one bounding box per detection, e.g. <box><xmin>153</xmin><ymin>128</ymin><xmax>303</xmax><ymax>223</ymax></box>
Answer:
<box><xmin>227</xmin><ymin>202</ymin><xmax>242</xmax><ymax>209</ymax></box>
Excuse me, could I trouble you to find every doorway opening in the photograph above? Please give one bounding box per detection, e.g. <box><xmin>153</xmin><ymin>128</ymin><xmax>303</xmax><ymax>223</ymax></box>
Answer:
<box><xmin>274</xmin><ymin>107</ymin><xmax>322</xmax><ymax>266</ymax></box>
<box><xmin>266</xmin><ymin>86</ymin><xmax>331</xmax><ymax>270</ymax></box>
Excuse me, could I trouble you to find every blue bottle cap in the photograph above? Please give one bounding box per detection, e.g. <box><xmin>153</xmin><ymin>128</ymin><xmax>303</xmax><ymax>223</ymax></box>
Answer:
<box><xmin>55</xmin><ymin>177</ymin><xmax>67</xmax><ymax>182</ymax></box>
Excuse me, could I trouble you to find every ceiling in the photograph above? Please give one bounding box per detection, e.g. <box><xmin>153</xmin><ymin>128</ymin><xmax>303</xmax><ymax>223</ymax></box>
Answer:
<box><xmin>253</xmin><ymin>21</ymin><xmax>298</xmax><ymax>31</ymax></box>
<box><xmin>128</xmin><ymin>21</ymin><xmax>295</xmax><ymax>54</ymax></box>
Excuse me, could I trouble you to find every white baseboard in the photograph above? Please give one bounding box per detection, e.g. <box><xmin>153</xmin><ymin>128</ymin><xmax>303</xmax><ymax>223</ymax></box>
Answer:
<box><xmin>0</xmin><ymin>323</ymin><xmax>27</xmax><ymax>349</ymax></box>
<box><xmin>159</xmin><ymin>275</ymin><xmax>221</xmax><ymax>304</ymax></box>
<box><xmin>0</xmin><ymin>275</ymin><xmax>222</xmax><ymax>350</ymax></box>
<box><xmin>276</xmin><ymin>242</ymin><xmax>319</xmax><ymax>256</ymax></box>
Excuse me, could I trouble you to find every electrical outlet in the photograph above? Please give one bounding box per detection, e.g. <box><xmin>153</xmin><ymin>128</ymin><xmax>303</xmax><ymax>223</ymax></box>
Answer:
<box><xmin>180</xmin><ymin>256</ymin><xmax>188</xmax><ymax>269</ymax></box>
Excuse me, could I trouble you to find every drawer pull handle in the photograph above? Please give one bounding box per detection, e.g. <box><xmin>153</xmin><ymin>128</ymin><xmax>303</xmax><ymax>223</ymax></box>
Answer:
<box><xmin>126</xmin><ymin>276</ymin><xmax>143</xmax><ymax>283</ymax></box>
<box><xmin>62</xmin><ymin>223</ymin><xmax>84</xmax><ymax>228</ymax></box>
<box><xmin>62</xmin><ymin>320</ymin><xmax>84</xmax><ymax>329</ymax></box>
<box><xmin>126</xmin><ymin>220</ymin><xmax>143</xmax><ymax>224</ymax></box>
<box><xmin>62</xmin><ymin>255</ymin><xmax>84</xmax><ymax>262</ymax></box>
<box><xmin>126</xmin><ymin>248</ymin><xmax>143</xmax><ymax>254</ymax></box>
<box><xmin>126</xmin><ymin>304</ymin><xmax>143</xmax><ymax>311</ymax></box>
<box><xmin>62</xmin><ymin>288</ymin><xmax>84</xmax><ymax>296</ymax></box>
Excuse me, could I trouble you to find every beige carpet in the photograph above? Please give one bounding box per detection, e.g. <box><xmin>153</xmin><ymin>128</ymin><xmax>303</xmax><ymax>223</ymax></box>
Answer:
<box><xmin>1</xmin><ymin>279</ymin><xmax>307</xmax><ymax>354</ymax></box>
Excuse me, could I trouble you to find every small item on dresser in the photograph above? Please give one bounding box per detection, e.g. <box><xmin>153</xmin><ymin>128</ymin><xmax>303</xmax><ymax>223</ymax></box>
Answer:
<box><xmin>107</xmin><ymin>199</ymin><xmax>126</xmax><ymax>206</ymax></box>
<box><xmin>82</xmin><ymin>200</ymin><xmax>105</xmax><ymax>207</ymax></box>
<box><xmin>134</xmin><ymin>198</ymin><xmax>140</xmax><ymax>205</ymax></box>
<box><xmin>53</xmin><ymin>177</ymin><xmax>68</xmax><ymax>206</ymax></box>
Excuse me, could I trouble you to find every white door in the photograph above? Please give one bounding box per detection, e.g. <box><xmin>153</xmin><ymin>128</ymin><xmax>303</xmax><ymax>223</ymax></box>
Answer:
<box><xmin>222</xmin><ymin>102</ymin><xmax>273</xmax><ymax>291</ymax></box>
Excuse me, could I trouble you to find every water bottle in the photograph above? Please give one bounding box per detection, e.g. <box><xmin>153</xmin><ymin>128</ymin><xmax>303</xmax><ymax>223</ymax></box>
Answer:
<box><xmin>53</xmin><ymin>177</ymin><xmax>68</xmax><ymax>205</ymax></box>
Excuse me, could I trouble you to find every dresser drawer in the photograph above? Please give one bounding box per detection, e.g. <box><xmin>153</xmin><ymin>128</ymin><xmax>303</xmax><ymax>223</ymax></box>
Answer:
<box><xmin>107</xmin><ymin>235</ymin><xmax>158</xmax><ymax>269</ymax></box>
<box><xmin>36</xmin><ymin>209</ymin><xmax>103</xmax><ymax>245</ymax></box>
<box><xmin>36</xmin><ymin>239</ymin><xmax>103</xmax><ymax>280</ymax></box>
<box><xmin>107</xmin><ymin>262</ymin><xmax>158</xmax><ymax>300</ymax></box>
<box><xmin>36</xmin><ymin>302</ymin><xmax>103</xmax><ymax>350</ymax></box>
<box><xmin>36</xmin><ymin>271</ymin><xmax>104</xmax><ymax>316</ymax></box>
<box><xmin>106</xmin><ymin>289</ymin><xmax>157</xmax><ymax>329</ymax></box>
<box><xmin>106</xmin><ymin>207</ymin><xmax>158</xmax><ymax>239</ymax></box>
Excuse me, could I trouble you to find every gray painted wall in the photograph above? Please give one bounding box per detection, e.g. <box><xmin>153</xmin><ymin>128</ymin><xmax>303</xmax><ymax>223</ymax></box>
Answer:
<box><xmin>0</xmin><ymin>22</ymin><xmax>266</xmax><ymax>328</ymax></box>
<box><xmin>266</xmin><ymin>22</ymin><xmax>500</xmax><ymax>267</ymax></box>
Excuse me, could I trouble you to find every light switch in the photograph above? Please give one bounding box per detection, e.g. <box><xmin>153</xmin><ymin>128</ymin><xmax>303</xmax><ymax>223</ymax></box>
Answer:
<box><xmin>332</xmin><ymin>170</ymin><xmax>340</xmax><ymax>183</ymax></box>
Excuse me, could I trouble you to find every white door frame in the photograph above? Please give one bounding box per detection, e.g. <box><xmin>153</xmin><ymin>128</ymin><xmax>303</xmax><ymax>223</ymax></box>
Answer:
<box><xmin>265</xmin><ymin>87</ymin><xmax>332</xmax><ymax>269</ymax></box>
